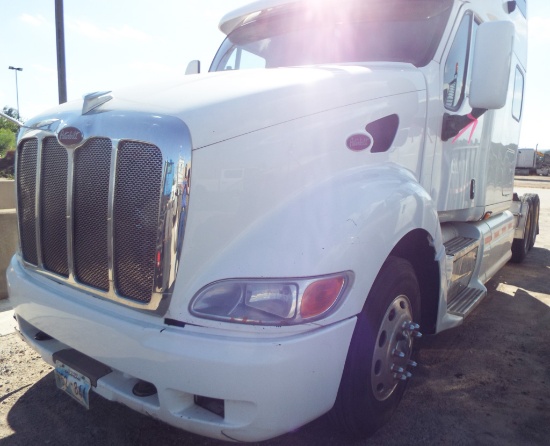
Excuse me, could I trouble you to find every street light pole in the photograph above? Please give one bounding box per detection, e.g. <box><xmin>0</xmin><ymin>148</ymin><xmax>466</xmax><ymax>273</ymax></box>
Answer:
<box><xmin>8</xmin><ymin>66</ymin><xmax>23</xmax><ymax>118</ymax></box>
<box><xmin>55</xmin><ymin>0</ymin><xmax>67</xmax><ymax>104</ymax></box>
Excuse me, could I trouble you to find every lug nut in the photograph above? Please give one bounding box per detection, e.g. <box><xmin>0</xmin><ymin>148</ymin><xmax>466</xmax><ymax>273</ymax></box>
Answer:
<box><xmin>393</xmin><ymin>371</ymin><xmax>413</xmax><ymax>381</ymax></box>
<box><xmin>392</xmin><ymin>349</ymin><xmax>405</xmax><ymax>358</ymax></box>
<box><xmin>402</xmin><ymin>321</ymin><xmax>420</xmax><ymax>331</ymax></box>
<box><xmin>391</xmin><ymin>365</ymin><xmax>405</xmax><ymax>373</ymax></box>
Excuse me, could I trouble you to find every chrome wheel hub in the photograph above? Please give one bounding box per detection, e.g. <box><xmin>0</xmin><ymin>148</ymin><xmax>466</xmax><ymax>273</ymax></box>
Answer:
<box><xmin>371</xmin><ymin>294</ymin><xmax>422</xmax><ymax>401</ymax></box>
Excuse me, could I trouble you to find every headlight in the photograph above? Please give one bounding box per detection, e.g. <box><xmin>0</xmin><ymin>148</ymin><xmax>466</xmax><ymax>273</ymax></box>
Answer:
<box><xmin>190</xmin><ymin>272</ymin><xmax>352</xmax><ymax>325</ymax></box>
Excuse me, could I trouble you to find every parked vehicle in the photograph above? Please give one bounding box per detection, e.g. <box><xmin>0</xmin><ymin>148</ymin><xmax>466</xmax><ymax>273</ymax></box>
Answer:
<box><xmin>516</xmin><ymin>147</ymin><xmax>537</xmax><ymax>174</ymax></box>
<box><xmin>6</xmin><ymin>0</ymin><xmax>536</xmax><ymax>441</ymax></box>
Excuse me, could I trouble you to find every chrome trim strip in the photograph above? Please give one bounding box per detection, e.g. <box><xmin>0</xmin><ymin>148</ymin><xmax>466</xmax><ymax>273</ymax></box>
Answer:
<box><xmin>35</xmin><ymin>137</ymin><xmax>44</xmax><ymax>268</ymax></box>
<box><xmin>66</xmin><ymin>149</ymin><xmax>76</xmax><ymax>280</ymax></box>
<box><xmin>153</xmin><ymin>155</ymin><xmax>191</xmax><ymax>295</ymax></box>
<box><xmin>15</xmin><ymin>132</ymin><xmax>42</xmax><ymax>264</ymax></box>
<box><xmin>14</xmin><ymin>140</ymin><xmax>23</xmax><ymax>260</ymax></box>
<box><xmin>107</xmin><ymin>139</ymin><xmax>118</xmax><ymax>293</ymax></box>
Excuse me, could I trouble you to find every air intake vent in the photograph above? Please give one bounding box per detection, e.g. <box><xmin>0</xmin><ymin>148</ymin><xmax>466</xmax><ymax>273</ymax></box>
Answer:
<box><xmin>41</xmin><ymin>137</ymin><xmax>69</xmax><ymax>277</ymax></box>
<box><xmin>16</xmin><ymin>137</ymin><xmax>163</xmax><ymax>304</ymax></box>
<box><xmin>73</xmin><ymin>138</ymin><xmax>112</xmax><ymax>291</ymax></box>
<box><xmin>366</xmin><ymin>114</ymin><xmax>399</xmax><ymax>153</ymax></box>
<box><xmin>114</xmin><ymin>141</ymin><xmax>163</xmax><ymax>303</ymax></box>
<box><xmin>17</xmin><ymin>138</ymin><xmax>39</xmax><ymax>266</ymax></box>
<box><xmin>15</xmin><ymin>115</ymin><xmax>191</xmax><ymax>311</ymax></box>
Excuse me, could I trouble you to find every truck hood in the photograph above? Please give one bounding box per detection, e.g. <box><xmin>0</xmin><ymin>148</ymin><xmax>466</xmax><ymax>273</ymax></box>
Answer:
<box><xmin>27</xmin><ymin>64</ymin><xmax>426</xmax><ymax>149</ymax></box>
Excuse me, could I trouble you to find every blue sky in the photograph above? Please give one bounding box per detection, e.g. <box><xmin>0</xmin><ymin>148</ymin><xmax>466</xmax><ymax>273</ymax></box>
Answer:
<box><xmin>1</xmin><ymin>0</ymin><xmax>549</xmax><ymax>149</ymax></box>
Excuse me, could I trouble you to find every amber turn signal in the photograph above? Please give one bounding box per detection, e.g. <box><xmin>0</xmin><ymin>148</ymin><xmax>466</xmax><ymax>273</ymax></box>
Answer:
<box><xmin>300</xmin><ymin>276</ymin><xmax>346</xmax><ymax>319</ymax></box>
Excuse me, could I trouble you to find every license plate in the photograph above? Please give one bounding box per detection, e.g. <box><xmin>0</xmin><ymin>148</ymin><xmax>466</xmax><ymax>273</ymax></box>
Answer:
<box><xmin>54</xmin><ymin>360</ymin><xmax>91</xmax><ymax>409</ymax></box>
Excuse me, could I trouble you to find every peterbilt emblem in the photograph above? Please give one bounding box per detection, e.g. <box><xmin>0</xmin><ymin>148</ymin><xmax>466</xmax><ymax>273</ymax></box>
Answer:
<box><xmin>58</xmin><ymin>127</ymin><xmax>84</xmax><ymax>146</ymax></box>
<box><xmin>346</xmin><ymin>133</ymin><xmax>372</xmax><ymax>152</ymax></box>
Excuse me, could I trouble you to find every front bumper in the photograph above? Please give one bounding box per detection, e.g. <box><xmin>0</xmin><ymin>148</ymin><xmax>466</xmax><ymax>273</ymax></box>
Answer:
<box><xmin>7</xmin><ymin>256</ymin><xmax>356</xmax><ymax>442</ymax></box>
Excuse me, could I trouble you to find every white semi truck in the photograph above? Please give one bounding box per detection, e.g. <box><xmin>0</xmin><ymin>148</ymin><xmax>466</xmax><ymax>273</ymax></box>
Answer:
<box><xmin>6</xmin><ymin>0</ymin><xmax>537</xmax><ymax>441</ymax></box>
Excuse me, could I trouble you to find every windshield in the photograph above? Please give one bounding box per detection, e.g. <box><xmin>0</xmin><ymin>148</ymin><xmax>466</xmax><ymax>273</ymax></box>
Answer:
<box><xmin>211</xmin><ymin>0</ymin><xmax>453</xmax><ymax>71</ymax></box>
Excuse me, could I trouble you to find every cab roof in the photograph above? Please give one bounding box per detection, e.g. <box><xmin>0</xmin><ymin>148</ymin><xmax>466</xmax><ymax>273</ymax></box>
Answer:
<box><xmin>219</xmin><ymin>0</ymin><xmax>299</xmax><ymax>35</ymax></box>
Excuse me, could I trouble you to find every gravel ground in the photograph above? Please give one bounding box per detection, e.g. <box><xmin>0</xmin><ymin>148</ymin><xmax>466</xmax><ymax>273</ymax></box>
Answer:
<box><xmin>1</xmin><ymin>184</ymin><xmax>549</xmax><ymax>446</ymax></box>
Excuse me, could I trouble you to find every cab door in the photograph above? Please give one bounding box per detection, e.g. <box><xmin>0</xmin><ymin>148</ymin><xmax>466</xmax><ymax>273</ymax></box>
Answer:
<box><xmin>436</xmin><ymin>12</ymin><xmax>484</xmax><ymax>221</ymax></box>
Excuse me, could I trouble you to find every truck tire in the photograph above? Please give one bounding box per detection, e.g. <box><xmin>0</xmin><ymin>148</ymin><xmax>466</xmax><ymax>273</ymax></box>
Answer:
<box><xmin>511</xmin><ymin>195</ymin><xmax>534</xmax><ymax>263</ymax></box>
<box><xmin>527</xmin><ymin>194</ymin><xmax>540</xmax><ymax>250</ymax></box>
<box><xmin>330</xmin><ymin>256</ymin><xmax>421</xmax><ymax>438</ymax></box>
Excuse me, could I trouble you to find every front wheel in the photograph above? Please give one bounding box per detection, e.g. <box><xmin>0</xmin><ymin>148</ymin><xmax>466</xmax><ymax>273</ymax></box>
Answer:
<box><xmin>330</xmin><ymin>256</ymin><xmax>421</xmax><ymax>438</ymax></box>
<box><xmin>511</xmin><ymin>194</ymin><xmax>537</xmax><ymax>263</ymax></box>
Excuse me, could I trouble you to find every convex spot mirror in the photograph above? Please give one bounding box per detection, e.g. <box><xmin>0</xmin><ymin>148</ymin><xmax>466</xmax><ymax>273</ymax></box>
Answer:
<box><xmin>469</xmin><ymin>21</ymin><xmax>515</xmax><ymax>110</ymax></box>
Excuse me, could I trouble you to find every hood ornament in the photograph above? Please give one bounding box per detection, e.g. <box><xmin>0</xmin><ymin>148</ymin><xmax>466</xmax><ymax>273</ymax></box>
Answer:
<box><xmin>82</xmin><ymin>90</ymin><xmax>113</xmax><ymax>115</ymax></box>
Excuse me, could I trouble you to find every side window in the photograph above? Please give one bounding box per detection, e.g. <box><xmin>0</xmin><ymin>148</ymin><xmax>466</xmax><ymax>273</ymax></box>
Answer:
<box><xmin>512</xmin><ymin>67</ymin><xmax>525</xmax><ymax>121</ymax></box>
<box><xmin>219</xmin><ymin>47</ymin><xmax>266</xmax><ymax>71</ymax></box>
<box><xmin>443</xmin><ymin>14</ymin><xmax>475</xmax><ymax>111</ymax></box>
<box><xmin>239</xmin><ymin>50</ymin><xmax>266</xmax><ymax>70</ymax></box>
<box><xmin>516</xmin><ymin>0</ymin><xmax>527</xmax><ymax>17</ymax></box>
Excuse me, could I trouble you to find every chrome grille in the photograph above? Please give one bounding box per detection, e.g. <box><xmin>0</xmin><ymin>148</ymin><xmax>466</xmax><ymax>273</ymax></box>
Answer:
<box><xmin>17</xmin><ymin>139</ymin><xmax>38</xmax><ymax>266</ymax></box>
<box><xmin>73</xmin><ymin>138</ymin><xmax>111</xmax><ymax>291</ymax></box>
<box><xmin>114</xmin><ymin>141</ymin><xmax>163</xmax><ymax>302</ymax></box>
<box><xmin>15</xmin><ymin>115</ymin><xmax>191</xmax><ymax>311</ymax></box>
<box><xmin>41</xmin><ymin>137</ymin><xmax>69</xmax><ymax>277</ymax></box>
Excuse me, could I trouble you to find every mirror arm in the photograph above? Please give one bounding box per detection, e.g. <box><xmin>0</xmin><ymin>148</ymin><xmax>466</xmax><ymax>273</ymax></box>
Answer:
<box><xmin>441</xmin><ymin>108</ymin><xmax>487</xmax><ymax>142</ymax></box>
<box><xmin>185</xmin><ymin>60</ymin><xmax>201</xmax><ymax>75</ymax></box>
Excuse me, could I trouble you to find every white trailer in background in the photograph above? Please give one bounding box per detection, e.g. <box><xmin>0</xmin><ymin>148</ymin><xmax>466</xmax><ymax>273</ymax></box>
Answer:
<box><xmin>7</xmin><ymin>0</ymin><xmax>538</xmax><ymax>441</ymax></box>
<box><xmin>516</xmin><ymin>148</ymin><xmax>537</xmax><ymax>174</ymax></box>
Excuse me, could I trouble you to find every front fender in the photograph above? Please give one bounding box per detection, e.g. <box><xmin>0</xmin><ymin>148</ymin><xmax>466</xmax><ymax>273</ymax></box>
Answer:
<box><xmin>173</xmin><ymin>161</ymin><xmax>442</xmax><ymax>328</ymax></box>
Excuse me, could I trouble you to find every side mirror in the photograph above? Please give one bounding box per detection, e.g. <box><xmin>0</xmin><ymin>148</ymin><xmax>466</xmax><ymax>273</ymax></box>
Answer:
<box><xmin>469</xmin><ymin>21</ymin><xmax>514</xmax><ymax>110</ymax></box>
<box><xmin>185</xmin><ymin>60</ymin><xmax>201</xmax><ymax>75</ymax></box>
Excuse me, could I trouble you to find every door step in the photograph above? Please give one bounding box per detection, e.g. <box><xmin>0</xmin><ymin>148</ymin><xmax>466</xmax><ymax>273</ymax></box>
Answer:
<box><xmin>443</xmin><ymin>235</ymin><xmax>484</xmax><ymax>318</ymax></box>
<box><xmin>447</xmin><ymin>287</ymin><xmax>486</xmax><ymax>317</ymax></box>
<box><xmin>444</xmin><ymin>236</ymin><xmax>480</xmax><ymax>304</ymax></box>
<box><xmin>444</xmin><ymin>236</ymin><xmax>478</xmax><ymax>257</ymax></box>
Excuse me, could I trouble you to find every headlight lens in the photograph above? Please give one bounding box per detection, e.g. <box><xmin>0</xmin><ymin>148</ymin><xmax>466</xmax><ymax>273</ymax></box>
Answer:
<box><xmin>245</xmin><ymin>283</ymin><xmax>298</xmax><ymax>319</ymax></box>
<box><xmin>190</xmin><ymin>272</ymin><xmax>352</xmax><ymax>325</ymax></box>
